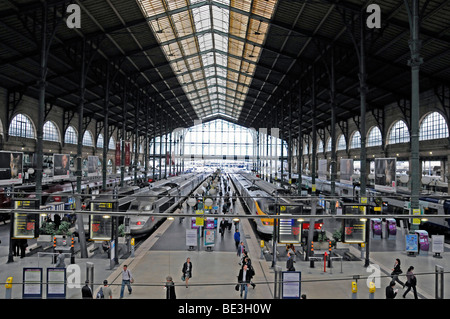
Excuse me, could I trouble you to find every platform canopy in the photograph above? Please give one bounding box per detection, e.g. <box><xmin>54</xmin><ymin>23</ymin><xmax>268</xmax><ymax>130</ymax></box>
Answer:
<box><xmin>1</xmin><ymin>0</ymin><xmax>450</xmax><ymax>138</ymax></box>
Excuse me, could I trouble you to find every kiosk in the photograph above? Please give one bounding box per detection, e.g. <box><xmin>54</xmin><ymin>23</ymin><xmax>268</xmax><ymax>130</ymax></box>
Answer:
<box><xmin>415</xmin><ymin>230</ymin><xmax>430</xmax><ymax>255</ymax></box>
<box><xmin>371</xmin><ymin>218</ymin><xmax>382</xmax><ymax>239</ymax></box>
<box><xmin>386</xmin><ymin>218</ymin><xmax>397</xmax><ymax>240</ymax></box>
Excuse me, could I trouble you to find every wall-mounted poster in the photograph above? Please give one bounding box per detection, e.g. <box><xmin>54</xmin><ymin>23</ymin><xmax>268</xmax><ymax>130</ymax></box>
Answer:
<box><xmin>125</xmin><ymin>141</ymin><xmax>131</xmax><ymax>166</ymax></box>
<box><xmin>115</xmin><ymin>141</ymin><xmax>121</xmax><ymax>166</ymax></box>
<box><xmin>88</xmin><ymin>156</ymin><xmax>99</xmax><ymax>176</ymax></box>
<box><xmin>375</xmin><ymin>158</ymin><xmax>396</xmax><ymax>193</ymax></box>
<box><xmin>0</xmin><ymin>151</ymin><xmax>23</xmax><ymax>185</ymax></box>
<box><xmin>53</xmin><ymin>154</ymin><xmax>70</xmax><ymax>178</ymax></box>
<box><xmin>340</xmin><ymin>158</ymin><xmax>353</xmax><ymax>185</ymax></box>
<box><xmin>318</xmin><ymin>159</ymin><xmax>327</xmax><ymax>180</ymax></box>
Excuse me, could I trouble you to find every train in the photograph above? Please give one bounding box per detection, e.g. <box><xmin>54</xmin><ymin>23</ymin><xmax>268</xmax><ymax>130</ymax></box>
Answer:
<box><xmin>230</xmin><ymin>173</ymin><xmax>324</xmax><ymax>240</ymax></box>
<box><xmin>126</xmin><ymin>173</ymin><xmax>207</xmax><ymax>237</ymax></box>
<box><xmin>298</xmin><ymin>175</ymin><xmax>450</xmax><ymax>234</ymax></box>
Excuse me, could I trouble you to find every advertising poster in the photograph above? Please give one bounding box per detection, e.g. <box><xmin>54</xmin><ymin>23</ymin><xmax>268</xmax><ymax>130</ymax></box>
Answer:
<box><xmin>318</xmin><ymin>159</ymin><xmax>327</xmax><ymax>180</ymax></box>
<box><xmin>204</xmin><ymin>229</ymin><xmax>215</xmax><ymax>247</ymax></box>
<box><xmin>340</xmin><ymin>158</ymin><xmax>353</xmax><ymax>185</ymax></box>
<box><xmin>405</xmin><ymin>234</ymin><xmax>418</xmax><ymax>253</ymax></box>
<box><xmin>0</xmin><ymin>151</ymin><xmax>23</xmax><ymax>185</ymax></box>
<box><xmin>53</xmin><ymin>154</ymin><xmax>70</xmax><ymax>178</ymax></box>
<box><xmin>375</xmin><ymin>158</ymin><xmax>397</xmax><ymax>193</ymax></box>
<box><xmin>115</xmin><ymin>141</ymin><xmax>121</xmax><ymax>166</ymax></box>
<box><xmin>88</xmin><ymin>156</ymin><xmax>99</xmax><ymax>176</ymax></box>
<box><xmin>125</xmin><ymin>141</ymin><xmax>131</xmax><ymax>166</ymax></box>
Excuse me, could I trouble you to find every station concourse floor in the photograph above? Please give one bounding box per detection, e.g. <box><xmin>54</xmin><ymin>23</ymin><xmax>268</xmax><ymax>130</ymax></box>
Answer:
<box><xmin>0</xmin><ymin>187</ymin><xmax>450</xmax><ymax>300</ymax></box>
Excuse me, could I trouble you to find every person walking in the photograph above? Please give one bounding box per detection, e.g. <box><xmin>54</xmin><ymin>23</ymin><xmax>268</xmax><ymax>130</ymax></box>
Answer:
<box><xmin>81</xmin><ymin>280</ymin><xmax>93</xmax><ymax>299</ymax></box>
<box><xmin>403</xmin><ymin>266</ymin><xmax>418</xmax><ymax>299</ymax></box>
<box><xmin>55</xmin><ymin>250</ymin><xmax>65</xmax><ymax>268</ymax></box>
<box><xmin>385</xmin><ymin>281</ymin><xmax>398</xmax><ymax>299</ymax></box>
<box><xmin>219</xmin><ymin>219</ymin><xmax>226</xmax><ymax>238</ymax></box>
<box><xmin>237</xmin><ymin>242</ymin><xmax>245</xmax><ymax>260</ymax></box>
<box><xmin>165</xmin><ymin>276</ymin><xmax>177</xmax><ymax>299</ymax></box>
<box><xmin>182</xmin><ymin>257</ymin><xmax>193</xmax><ymax>288</ymax></box>
<box><xmin>120</xmin><ymin>265</ymin><xmax>133</xmax><ymax>298</ymax></box>
<box><xmin>391</xmin><ymin>258</ymin><xmax>405</xmax><ymax>287</ymax></box>
<box><xmin>286</xmin><ymin>252</ymin><xmax>295</xmax><ymax>271</ymax></box>
<box><xmin>237</xmin><ymin>264</ymin><xmax>254</xmax><ymax>299</ymax></box>
<box><xmin>234</xmin><ymin>229</ymin><xmax>240</xmax><ymax>250</ymax></box>
<box><xmin>97</xmin><ymin>280</ymin><xmax>113</xmax><ymax>299</ymax></box>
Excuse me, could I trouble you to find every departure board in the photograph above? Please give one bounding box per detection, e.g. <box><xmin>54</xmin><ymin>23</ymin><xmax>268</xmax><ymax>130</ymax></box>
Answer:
<box><xmin>278</xmin><ymin>205</ymin><xmax>302</xmax><ymax>244</ymax></box>
<box><xmin>342</xmin><ymin>205</ymin><xmax>366</xmax><ymax>244</ymax></box>
<box><xmin>89</xmin><ymin>201</ymin><xmax>117</xmax><ymax>241</ymax></box>
<box><xmin>13</xmin><ymin>199</ymin><xmax>39</xmax><ymax>239</ymax></box>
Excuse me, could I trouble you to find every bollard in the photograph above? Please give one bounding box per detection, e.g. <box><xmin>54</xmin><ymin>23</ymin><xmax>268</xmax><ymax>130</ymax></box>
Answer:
<box><xmin>369</xmin><ymin>281</ymin><xmax>376</xmax><ymax>299</ymax></box>
<box><xmin>131</xmin><ymin>238</ymin><xmax>135</xmax><ymax>258</ymax></box>
<box><xmin>5</xmin><ymin>277</ymin><xmax>13</xmax><ymax>299</ymax></box>
<box><xmin>260</xmin><ymin>240</ymin><xmax>264</xmax><ymax>260</ymax></box>
<box><xmin>351</xmin><ymin>281</ymin><xmax>358</xmax><ymax>299</ymax></box>
<box><xmin>309</xmin><ymin>242</ymin><xmax>315</xmax><ymax>268</ymax></box>
<box><xmin>324</xmin><ymin>252</ymin><xmax>327</xmax><ymax>272</ymax></box>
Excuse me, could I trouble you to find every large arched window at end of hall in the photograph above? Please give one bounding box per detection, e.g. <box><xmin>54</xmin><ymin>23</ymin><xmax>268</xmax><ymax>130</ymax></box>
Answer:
<box><xmin>64</xmin><ymin>126</ymin><xmax>77</xmax><ymax>144</ymax></box>
<box><xmin>184</xmin><ymin>119</ymin><xmax>258</xmax><ymax>159</ymax></box>
<box><xmin>337</xmin><ymin>134</ymin><xmax>346</xmax><ymax>151</ymax></box>
<box><xmin>367</xmin><ymin>126</ymin><xmax>382</xmax><ymax>147</ymax></box>
<box><xmin>350</xmin><ymin>131</ymin><xmax>361</xmax><ymax>149</ymax></box>
<box><xmin>419</xmin><ymin>111</ymin><xmax>449</xmax><ymax>141</ymax></box>
<box><xmin>9</xmin><ymin>113</ymin><xmax>35</xmax><ymax>139</ymax></box>
<box><xmin>388</xmin><ymin>120</ymin><xmax>410</xmax><ymax>144</ymax></box>
<box><xmin>43</xmin><ymin>120</ymin><xmax>60</xmax><ymax>142</ymax></box>
<box><xmin>82</xmin><ymin>130</ymin><xmax>94</xmax><ymax>147</ymax></box>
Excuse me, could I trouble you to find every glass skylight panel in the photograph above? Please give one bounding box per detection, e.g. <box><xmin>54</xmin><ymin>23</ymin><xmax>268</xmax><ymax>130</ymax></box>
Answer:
<box><xmin>137</xmin><ymin>0</ymin><xmax>277</xmax><ymax>120</ymax></box>
<box><xmin>192</xmin><ymin>5</ymin><xmax>211</xmax><ymax>32</ymax></box>
<box><xmin>212</xmin><ymin>6</ymin><xmax>229</xmax><ymax>33</ymax></box>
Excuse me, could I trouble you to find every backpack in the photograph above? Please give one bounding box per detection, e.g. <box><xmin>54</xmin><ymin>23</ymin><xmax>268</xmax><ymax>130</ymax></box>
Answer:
<box><xmin>96</xmin><ymin>287</ymin><xmax>104</xmax><ymax>299</ymax></box>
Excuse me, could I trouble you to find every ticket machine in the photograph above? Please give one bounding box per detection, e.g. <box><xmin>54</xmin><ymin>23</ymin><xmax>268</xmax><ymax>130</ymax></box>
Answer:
<box><xmin>386</xmin><ymin>218</ymin><xmax>397</xmax><ymax>240</ymax></box>
<box><xmin>415</xmin><ymin>230</ymin><xmax>430</xmax><ymax>255</ymax></box>
<box><xmin>371</xmin><ymin>218</ymin><xmax>382</xmax><ymax>239</ymax></box>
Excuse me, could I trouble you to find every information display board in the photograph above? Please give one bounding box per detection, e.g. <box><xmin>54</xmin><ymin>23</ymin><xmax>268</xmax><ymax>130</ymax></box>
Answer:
<box><xmin>22</xmin><ymin>268</ymin><xmax>43</xmax><ymax>299</ymax></box>
<box><xmin>13</xmin><ymin>199</ymin><xmax>40</xmax><ymax>239</ymax></box>
<box><xmin>282</xmin><ymin>271</ymin><xmax>301</xmax><ymax>299</ymax></box>
<box><xmin>278</xmin><ymin>205</ymin><xmax>302</xmax><ymax>244</ymax></box>
<box><xmin>89</xmin><ymin>201</ymin><xmax>117</xmax><ymax>241</ymax></box>
<box><xmin>342</xmin><ymin>205</ymin><xmax>366</xmax><ymax>244</ymax></box>
<box><xmin>47</xmin><ymin>268</ymin><xmax>66</xmax><ymax>299</ymax></box>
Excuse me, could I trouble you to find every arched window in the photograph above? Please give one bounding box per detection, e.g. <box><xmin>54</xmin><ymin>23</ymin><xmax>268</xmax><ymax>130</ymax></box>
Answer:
<box><xmin>108</xmin><ymin>137</ymin><xmax>115</xmax><ymax>150</ymax></box>
<box><xmin>367</xmin><ymin>126</ymin><xmax>382</xmax><ymax>147</ymax></box>
<box><xmin>97</xmin><ymin>133</ymin><xmax>104</xmax><ymax>148</ymax></box>
<box><xmin>388</xmin><ymin>120</ymin><xmax>410</xmax><ymax>144</ymax></box>
<box><xmin>64</xmin><ymin>126</ymin><xmax>77</xmax><ymax>144</ymax></box>
<box><xmin>9</xmin><ymin>114</ymin><xmax>35</xmax><ymax>138</ymax></box>
<box><xmin>419</xmin><ymin>111</ymin><xmax>449</xmax><ymax>141</ymax></box>
<box><xmin>317</xmin><ymin>139</ymin><xmax>324</xmax><ymax>153</ymax></box>
<box><xmin>337</xmin><ymin>135</ymin><xmax>346</xmax><ymax>151</ymax></box>
<box><xmin>350</xmin><ymin>131</ymin><xmax>361</xmax><ymax>149</ymax></box>
<box><xmin>43</xmin><ymin>121</ymin><xmax>60</xmax><ymax>142</ymax></box>
<box><xmin>82</xmin><ymin>130</ymin><xmax>94</xmax><ymax>146</ymax></box>
<box><xmin>326</xmin><ymin>138</ymin><xmax>332</xmax><ymax>152</ymax></box>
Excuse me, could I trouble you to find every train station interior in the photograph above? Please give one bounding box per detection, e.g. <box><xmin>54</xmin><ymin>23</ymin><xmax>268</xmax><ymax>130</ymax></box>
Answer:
<box><xmin>0</xmin><ymin>0</ymin><xmax>449</xmax><ymax>308</ymax></box>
